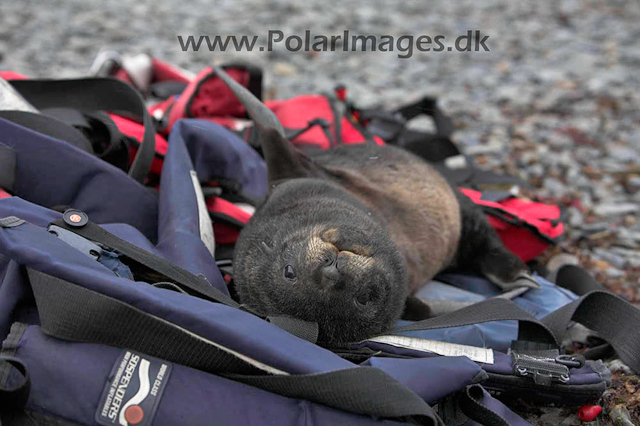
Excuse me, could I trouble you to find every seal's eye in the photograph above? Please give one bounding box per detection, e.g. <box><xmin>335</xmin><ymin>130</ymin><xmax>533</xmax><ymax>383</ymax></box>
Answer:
<box><xmin>283</xmin><ymin>265</ymin><xmax>297</xmax><ymax>281</ymax></box>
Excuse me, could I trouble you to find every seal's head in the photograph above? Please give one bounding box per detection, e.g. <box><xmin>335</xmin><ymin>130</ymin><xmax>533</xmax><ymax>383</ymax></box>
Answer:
<box><xmin>234</xmin><ymin>206</ymin><xmax>409</xmax><ymax>344</ymax></box>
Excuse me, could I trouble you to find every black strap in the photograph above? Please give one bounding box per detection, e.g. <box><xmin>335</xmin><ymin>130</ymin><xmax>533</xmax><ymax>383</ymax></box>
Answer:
<box><xmin>49</xmin><ymin>217</ymin><xmax>318</xmax><ymax>343</ymax></box>
<box><xmin>391</xmin><ymin>297</ymin><xmax>560</xmax><ymax>345</ymax></box>
<box><xmin>540</xmin><ymin>290</ymin><xmax>640</xmax><ymax>373</ymax></box>
<box><xmin>148</xmin><ymin>81</ymin><xmax>189</xmax><ymax>99</ymax></box>
<box><xmin>27</xmin><ymin>268</ymin><xmax>256</xmax><ymax>374</ymax></box>
<box><xmin>86</xmin><ymin>111</ymin><xmax>131</xmax><ymax>169</ymax></box>
<box><xmin>0</xmin><ymin>111</ymin><xmax>94</xmax><ymax>153</ymax></box>
<box><xmin>51</xmin><ymin>218</ymin><xmax>239</xmax><ymax>306</ymax></box>
<box><xmin>0</xmin><ymin>144</ymin><xmax>17</xmax><ymax>193</ymax></box>
<box><xmin>267</xmin><ymin>316</ymin><xmax>319</xmax><ymax>344</ymax></box>
<box><xmin>0</xmin><ymin>356</ymin><xmax>30</xmax><ymax>411</ymax></box>
<box><xmin>395</xmin><ymin>97</ymin><xmax>454</xmax><ymax>137</ymax></box>
<box><xmin>391</xmin><ymin>290</ymin><xmax>640</xmax><ymax>373</ymax></box>
<box><xmin>26</xmin><ymin>268</ymin><xmax>441</xmax><ymax>425</ymax></box>
<box><xmin>8</xmin><ymin>78</ymin><xmax>155</xmax><ymax>184</ymax></box>
<box><xmin>457</xmin><ymin>384</ymin><xmax>509</xmax><ymax>426</ymax></box>
<box><xmin>555</xmin><ymin>264</ymin><xmax>606</xmax><ymax>296</ymax></box>
<box><xmin>225</xmin><ymin>368</ymin><xmax>442</xmax><ymax>425</ymax></box>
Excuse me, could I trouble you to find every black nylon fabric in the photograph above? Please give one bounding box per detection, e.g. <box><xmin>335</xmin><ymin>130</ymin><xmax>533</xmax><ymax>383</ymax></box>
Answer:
<box><xmin>458</xmin><ymin>385</ymin><xmax>509</xmax><ymax>426</ymax></box>
<box><xmin>0</xmin><ymin>144</ymin><xmax>17</xmax><ymax>193</ymax></box>
<box><xmin>0</xmin><ymin>111</ymin><xmax>94</xmax><ymax>154</ymax></box>
<box><xmin>391</xmin><ymin>297</ymin><xmax>560</xmax><ymax>345</ymax></box>
<box><xmin>27</xmin><ymin>268</ymin><xmax>259</xmax><ymax>375</ymax></box>
<box><xmin>555</xmin><ymin>265</ymin><xmax>606</xmax><ymax>296</ymax></box>
<box><xmin>225</xmin><ymin>368</ymin><xmax>443</xmax><ymax>426</ymax></box>
<box><xmin>540</xmin><ymin>290</ymin><xmax>640</xmax><ymax>373</ymax></box>
<box><xmin>8</xmin><ymin>78</ymin><xmax>155</xmax><ymax>183</ymax></box>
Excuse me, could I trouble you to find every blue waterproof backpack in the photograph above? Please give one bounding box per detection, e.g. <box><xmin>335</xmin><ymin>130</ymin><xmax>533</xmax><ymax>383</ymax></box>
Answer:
<box><xmin>1</xmin><ymin>76</ymin><xmax>639</xmax><ymax>426</ymax></box>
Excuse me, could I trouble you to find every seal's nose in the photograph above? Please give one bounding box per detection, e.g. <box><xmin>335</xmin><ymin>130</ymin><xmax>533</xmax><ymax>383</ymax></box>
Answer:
<box><xmin>321</xmin><ymin>263</ymin><xmax>342</xmax><ymax>283</ymax></box>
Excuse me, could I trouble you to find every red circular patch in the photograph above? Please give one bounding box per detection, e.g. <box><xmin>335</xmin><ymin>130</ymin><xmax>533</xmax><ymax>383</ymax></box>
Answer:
<box><xmin>124</xmin><ymin>405</ymin><xmax>144</xmax><ymax>425</ymax></box>
<box><xmin>69</xmin><ymin>214</ymin><xmax>82</xmax><ymax>223</ymax></box>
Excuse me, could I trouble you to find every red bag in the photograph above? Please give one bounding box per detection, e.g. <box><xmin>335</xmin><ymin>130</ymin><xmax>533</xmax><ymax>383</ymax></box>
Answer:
<box><xmin>460</xmin><ymin>188</ymin><xmax>564</xmax><ymax>262</ymax></box>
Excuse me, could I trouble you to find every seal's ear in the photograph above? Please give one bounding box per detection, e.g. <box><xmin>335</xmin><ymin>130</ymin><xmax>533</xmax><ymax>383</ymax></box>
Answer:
<box><xmin>214</xmin><ymin>66</ymin><xmax>322</xmax><ymax>185</ymax></box>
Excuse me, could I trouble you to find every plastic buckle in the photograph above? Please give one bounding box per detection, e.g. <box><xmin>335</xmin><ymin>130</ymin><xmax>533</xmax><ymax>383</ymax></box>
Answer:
<box><xmin>47</xmin><ymin>224</ymin><xmax>102</xmax><ymax>260</ymax></box>
<box><xmin>511</xmin><ymin>351</ymin><xmax>571</xmax><ymax>386</ymax></box>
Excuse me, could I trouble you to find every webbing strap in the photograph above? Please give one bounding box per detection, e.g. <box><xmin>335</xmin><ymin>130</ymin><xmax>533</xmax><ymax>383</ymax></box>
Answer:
<box><xmin>457</xmin><ymin>385</ymin><xmax>509</xmax><ymax>426</ymax></box>
<box><xmin>0</xmin><ymin>144</ymin><xmax>16</xmax><ymax>194</ymax></box>
<box><xmin>26</xmin><ymin>268</ymin><xmax>441</xmax><ymax>425</ymax></box>
<box><xmin>9</xmin><ymin>78</ymin><xmax>155</xmax><ymax>184</ymax></box>
<box><xmin>27</xmin><ymin>268</ymin><xmax>257</xmax><ymax>375</ymax></box>
<box><xmin>540</xmin><ymin>290</ymin><xmax>640</xmax><ymax>373</ymax></box>
<box><xmin>555</xmin><ymin>264</ymin><xmax>606</xmax><ymax>295</ymax></box>
<box><xmin>50</xmin><ymin>218</ymin><xmax>319</xmax><ymax>343</ymax></box>
<box><xmin>391</xmin><ymin>297</ymin><xmax>560</xmax><ymax>345</ymax></box>
<box><xmin>391</xmin><ymin>289</ymin><xmax>640</xmax><ymax>373</ymax></box>
<box><xmin>51</xmin><ymin>219</ymin><xmax>239</xmax><ymax>307</ymax></box>
<box><xmin>225</xmin><ymin>368</ymin><xmax>443</xmax><ymax>425</ymax></box>
<box><xmin>0</xmin><ymin>111</ymin><xmax>94</xmax><ymax>153</ymax></box>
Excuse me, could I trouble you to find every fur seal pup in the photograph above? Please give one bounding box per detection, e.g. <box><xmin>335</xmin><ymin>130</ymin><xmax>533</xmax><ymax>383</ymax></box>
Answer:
<box><xmin>216</xmin><ymin>68</ymin><xmax>528</xmax><ymax>345</ymax></box>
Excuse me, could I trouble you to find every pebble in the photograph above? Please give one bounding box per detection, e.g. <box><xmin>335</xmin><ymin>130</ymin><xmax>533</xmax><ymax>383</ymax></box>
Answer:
<box><xmin>593</xmin><ymin>248</ymin><xmax>628</xmax><ymax>269</ymax></box>
<box><xmin>605</xmin><ymin>267</ymin><xmax>625</xmax><ymax>278</ymax></box>
<box><xmin>593</xmin><ymin>203</ymin><xmax>640</xmax><ymax>217</ymax></box>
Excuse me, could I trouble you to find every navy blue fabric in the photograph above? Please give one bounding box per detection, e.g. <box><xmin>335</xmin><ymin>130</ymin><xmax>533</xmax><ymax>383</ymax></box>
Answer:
<box><xmin>156</xmin><ymin>122</ymin><xmax>226</xmax><ymax>290</ymax></box>
<box><xmin>404</xmin><ymin>274</ymin><xmax>578</xmax><ymax>352</ymax></box>
<box><xmin>364</xmin><ymin>356</ymin><xmax>483</xmax><ymax>404</ymax></box>
<box><xmin>461</xmin><ymin>386</ymin><xmax>531</xmax><ymax>426</ymax></box>
<box><xmin>6</xmin><ymin>325</ymin><xmax>407</xmax><ymax>426</ymax></box>
<box><xmin>175</xmin><ymin>119</ymin><xmax>268</xmax><ymax>200</ymax></box>
<box><xmin>0</xmin><ymin>118</ymin><xmax>159</xmax><ymax>241</ymax></box>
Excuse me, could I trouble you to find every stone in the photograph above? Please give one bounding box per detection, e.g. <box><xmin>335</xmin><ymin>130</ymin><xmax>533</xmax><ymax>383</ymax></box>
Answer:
<box><xmin>593</xmin><ymin>248</ymin><xmax>628</xmax><ymax>269</ymax></box>
<box><xmin>605</xmin><ymin>267</ymin><xmax>625</xmax><ymax>279</ymax></box>
<box><xmin>593</xmin><ymin>203</ymin><xmax>640</xmax><ymax>217</ymax></box>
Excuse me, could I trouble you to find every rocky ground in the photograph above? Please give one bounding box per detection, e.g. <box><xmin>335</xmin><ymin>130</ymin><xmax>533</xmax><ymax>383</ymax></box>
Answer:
<box><xmin>1</xmin><ymin>0</ymin><xmax>639</xmax><ymax>424</ymax></box>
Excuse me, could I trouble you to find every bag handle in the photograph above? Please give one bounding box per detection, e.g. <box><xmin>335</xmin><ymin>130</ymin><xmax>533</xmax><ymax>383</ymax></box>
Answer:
<box><xmin>395</xmin><ymin>96</ymin><xmax>455</xmax><ymax>137</ymax></box>
<box><xmin>49</xmin><ymin>214</ymin><xmax>319</xmax><ymax>343</ymax></box>
<box><xmin>26</xmin><ymin>268</ymin><xmax>441</xmax><ymax>425</ymax></box>
<box><xmin>0</xmin><ymin>143</ymin><xmax>17</xmax><ymax>194</ymax></box>
<box><xmin>8</xmin><ymin>78</ymin><xmax>155</xmax><ymax>184</ymax></box>
<box><xmin>0</xmin><ymin>111</ymin><xmax>94</xmax><ymax>154</ymax></box>
<box><xmin>391</xmin><ymin>288</ymin><xmax>640</xmax><ymax>373</ymax></box>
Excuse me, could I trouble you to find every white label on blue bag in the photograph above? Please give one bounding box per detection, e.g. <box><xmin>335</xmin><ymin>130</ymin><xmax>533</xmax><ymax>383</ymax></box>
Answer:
<box><xmin>368</xmin><ymin>335</ymin><xmax>494</xmax><ymax>364</ymax></box>
<box><xmin>190</xmin><ymin>170</ymin><xmax>215</xmax><ymax>258</ymax></box>
<box><xmin>96</xmin><ymin>350</ymin><xmax>173</xmax><ymax>426</ymax></box>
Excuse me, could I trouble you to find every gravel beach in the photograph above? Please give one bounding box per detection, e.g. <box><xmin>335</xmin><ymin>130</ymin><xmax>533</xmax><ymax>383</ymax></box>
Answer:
<box><xmin>1</xmin><ymin>0</ymin><xmax>639</xmax><ymax>424</ymax></box>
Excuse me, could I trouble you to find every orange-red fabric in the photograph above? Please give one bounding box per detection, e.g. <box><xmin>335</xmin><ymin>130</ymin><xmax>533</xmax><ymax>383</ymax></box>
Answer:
<box><xmin>460</xmin><ymin>188</ymin><xmax>564</xmax><ymax>262</ymax></box>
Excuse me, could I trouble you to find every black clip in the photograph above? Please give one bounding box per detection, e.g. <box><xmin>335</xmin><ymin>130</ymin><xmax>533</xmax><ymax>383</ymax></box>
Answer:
<box><xmin>511</xmin><ymin>351</ymin><xmax>571</xmax><ymax>386</ymax></box>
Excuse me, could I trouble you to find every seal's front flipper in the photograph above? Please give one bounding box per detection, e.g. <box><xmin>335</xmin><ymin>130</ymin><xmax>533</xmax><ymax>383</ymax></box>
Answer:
<box><xmin>401</xmin><ymin>295</ymin><xmax>433</xmax><ymax>321</ymax></box>
<box><xmin>485</xmin><ymin>270</ymin><xmax>541</xmax><ymax>292</ymax></box>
